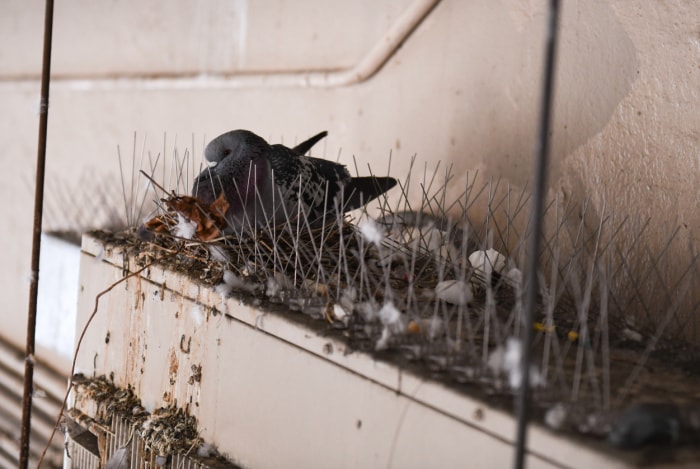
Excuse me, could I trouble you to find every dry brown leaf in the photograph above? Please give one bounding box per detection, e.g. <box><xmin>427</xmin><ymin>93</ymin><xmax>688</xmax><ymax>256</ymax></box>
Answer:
<box><xmin>144</xmin><ymin>193</ymin><xmax>230</xmax><ymax>241</ymax></box>
<box><xmin>209</xmin><ymin>193</ymin><xmax>230</xmax><ymax>227</ymax></box>
<box><xmin>143</xmin><ymin>215</ymin><xmax>170</xmax><ymax>233</ymax></box>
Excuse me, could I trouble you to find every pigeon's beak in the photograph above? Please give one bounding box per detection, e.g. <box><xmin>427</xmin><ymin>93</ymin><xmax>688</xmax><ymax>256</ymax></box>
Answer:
<box><xmin>207</xmin><ymin>161</ymin><xmax>218</xmax><ymax>168</ymax></box>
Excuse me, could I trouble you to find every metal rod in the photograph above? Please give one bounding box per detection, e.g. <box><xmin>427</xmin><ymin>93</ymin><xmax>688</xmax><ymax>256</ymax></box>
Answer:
<box><xmin>20</xmin><ymin>0</ymin><xmax>55</xmax><ymax>466</ymax></box>
<box><xmin>513</xmin><ymin>1</ymin><xmax>561</xmax><ymax>468</ymax></box>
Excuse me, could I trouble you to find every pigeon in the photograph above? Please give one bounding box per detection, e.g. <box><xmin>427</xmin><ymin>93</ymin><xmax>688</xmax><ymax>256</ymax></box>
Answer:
<box><xmin>192</xmin><ymin>129</ymin><xmax>397</xmax><ymax>233</ymax></box>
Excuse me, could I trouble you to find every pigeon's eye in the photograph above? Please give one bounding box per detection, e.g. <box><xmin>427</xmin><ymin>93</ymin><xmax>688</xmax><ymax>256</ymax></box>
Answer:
<box><xmin>223</xmin><ymin>149</ymin><xmax>233</xmax><ymax>157</ymax></box>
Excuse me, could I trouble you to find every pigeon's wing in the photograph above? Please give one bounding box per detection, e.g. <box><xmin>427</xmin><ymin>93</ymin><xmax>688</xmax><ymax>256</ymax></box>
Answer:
<box><xmin>292</xmin><ymin>131</ymin><xmax>328</xmax><ymax>156</ymax></box>
<box><xmin>304</xmin><ymin>155</ymin><xmax>397</xmax><ymax>213</ymax></box>
<box><xmin>341</xmin><ymin>176</ymin><xmax>397</xmax><ymax>212</ymax></box>
<box><xmin>268</xmin><ymin>146</ymin><xmax>336</xmax><ymax>217</ymax></box>
<box><xmin>305</xmin><ymin>155</ymin><xmax>351</xmax><ymax>184</ymax></box>
<box><xmin>267</xmin><ymin>146</ymin><xmax>395</xmax><ymax>223</ymax></box>
<box><xmin>297</xmin><ymin>155</ymin><xmax>351</xmax><ymax>216</ymax></box>
<box><xmin>267</xmin><ymin>145</ymin><xmax>302</xmax><ymax>187</ymax></box>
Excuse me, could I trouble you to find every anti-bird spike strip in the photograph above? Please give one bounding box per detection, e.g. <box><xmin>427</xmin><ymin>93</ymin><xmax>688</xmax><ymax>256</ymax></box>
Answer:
<box><xmin>103</xmin><ymin>130</ymin><xmax>700</xmax><ymax>452</ymax></box>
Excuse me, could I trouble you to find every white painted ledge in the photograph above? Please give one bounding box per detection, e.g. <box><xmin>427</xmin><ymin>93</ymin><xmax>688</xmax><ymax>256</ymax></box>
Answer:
<box><xmin>74</xmin><ymin>233</ymin><xmax>642</xmax><ymax>468</ymax></box>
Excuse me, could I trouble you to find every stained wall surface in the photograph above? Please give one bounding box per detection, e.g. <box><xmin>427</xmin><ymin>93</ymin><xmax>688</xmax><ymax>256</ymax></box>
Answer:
<box><xmin>1</xmin><ymin>0</ymin><xmax>698</xmax><ymax>363</ymax></box>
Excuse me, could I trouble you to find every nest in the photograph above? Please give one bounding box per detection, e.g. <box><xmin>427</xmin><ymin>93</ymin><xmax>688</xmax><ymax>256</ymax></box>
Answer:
<box><xmin>88</xmin><ymin>170</ymin><xmax>700</xmax><ymax>455</ymax></box>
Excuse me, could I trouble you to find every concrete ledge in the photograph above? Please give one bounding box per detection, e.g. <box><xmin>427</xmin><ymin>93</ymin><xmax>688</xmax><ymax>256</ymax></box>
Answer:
<box><xmin>74</xmin><ymin>233</ymin><xmax>640</xmax><ymax>468</ymax></box>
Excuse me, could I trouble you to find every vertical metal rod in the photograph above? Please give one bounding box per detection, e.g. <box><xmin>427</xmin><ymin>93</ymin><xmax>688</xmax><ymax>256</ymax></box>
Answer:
<box><xmin>20</xmin><ymin>0</ymin><xmax>55</xmax><ymax>467</ymax></box>
<box><xmin>513</xmin><ymin>1</ymin><xmax>561</xmax><ymax>468</ymax></box>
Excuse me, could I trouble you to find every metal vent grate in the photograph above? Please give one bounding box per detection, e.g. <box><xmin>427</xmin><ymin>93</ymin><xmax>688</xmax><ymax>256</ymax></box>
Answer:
<box><xmin>65</xmin><ymin>389</ymin><xmax>236</xmax><ymax>468</ymax></box>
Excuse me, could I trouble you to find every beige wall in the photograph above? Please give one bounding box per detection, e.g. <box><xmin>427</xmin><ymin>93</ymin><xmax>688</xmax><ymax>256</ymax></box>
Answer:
<box><xmin>1</xmin><ymin>0</ymin><xmax>698</xmax><ymax>357</ymax></box>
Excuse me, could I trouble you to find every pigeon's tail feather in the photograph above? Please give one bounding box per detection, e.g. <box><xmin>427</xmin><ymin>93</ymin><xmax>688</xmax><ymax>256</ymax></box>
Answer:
<box><xmin>292</xmin><ymin>131</ymin><xmax>328</xmax><ymax>155</ymax></box>
<box><xmin>342</xmin><ymin>176</ymin><xmax>397</xmax><ymax>212</ymax></box>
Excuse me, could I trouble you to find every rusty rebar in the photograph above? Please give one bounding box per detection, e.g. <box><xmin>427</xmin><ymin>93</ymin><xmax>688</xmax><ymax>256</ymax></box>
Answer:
<box><xmin>20</xmin><ymin>0</ymin><xmax>55</xmax><ymax>467</ymax></box>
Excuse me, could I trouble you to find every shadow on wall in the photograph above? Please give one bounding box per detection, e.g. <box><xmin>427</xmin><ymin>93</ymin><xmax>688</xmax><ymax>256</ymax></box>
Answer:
<box><xmin>454</xmin><ymin>0</ymin><xmax>637</xmax><ymax>189</ymax></box>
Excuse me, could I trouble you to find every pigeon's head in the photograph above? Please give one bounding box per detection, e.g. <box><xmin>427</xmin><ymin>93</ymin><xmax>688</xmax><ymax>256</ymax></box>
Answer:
<box><xmin>204</xmin><ymin>129</ymin><xmax>270</xmax><ymax>166</ymax></box>
<box><xmin>194</xmin><ymin>130</ymin><xmax>272</xmax><ymax>217</ymax></box>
